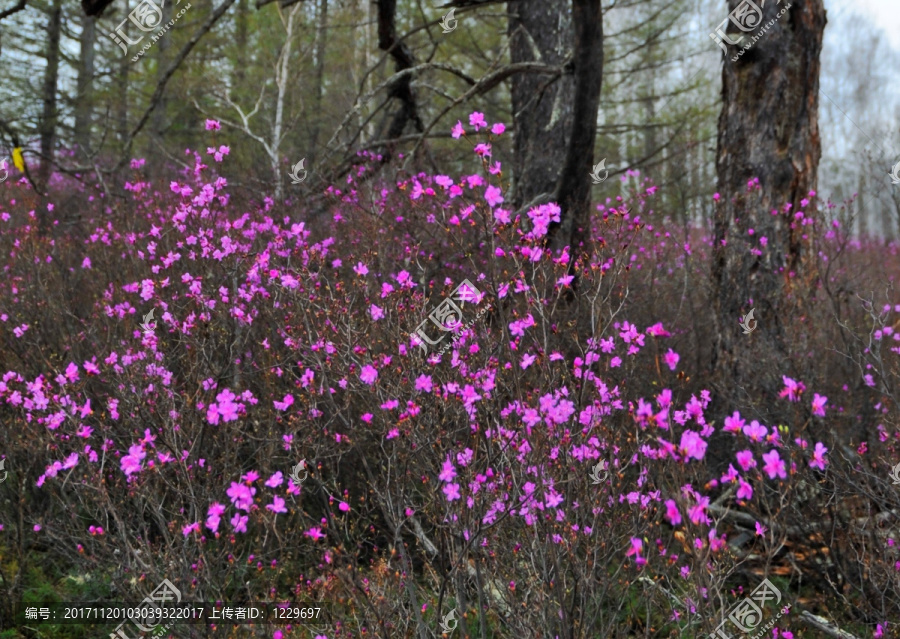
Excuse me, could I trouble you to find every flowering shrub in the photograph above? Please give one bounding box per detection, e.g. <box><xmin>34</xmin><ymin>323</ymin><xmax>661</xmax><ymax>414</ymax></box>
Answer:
<box><xmin>0</xmin><ymin>116</ymin><xmax>898</xmax><ymax>638</ymax></box>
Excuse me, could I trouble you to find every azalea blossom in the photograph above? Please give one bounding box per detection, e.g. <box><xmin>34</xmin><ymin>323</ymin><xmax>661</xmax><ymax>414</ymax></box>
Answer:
<box><xmin>678</xmin><ymin>430</ymin><xmax>707</xmax><ymax>461</ymax></box>
<box><xmin>625</xmin><ymin>537</ymin><xmax>646</xmax><ymax>566</ymax></box>
<box><xmin>762</xmin><ymin>450</ymin><xmax>787</xmax><ymax>479</ymax></box>
<box><xmin>663</xmin><ymin>349</ymin><xmax>679</xmax><ymax>371</ymax></box>
<box><xmin>664</xmin><ymin>499</ymin><xmax>681</xmax><ymax>525</ymax></box>
<box><xmin>469</xmin><ymin>112</ymin><xmax>487</xmax><ymax>130</ymax></box>
<box><xmin>811</xmin><ymin>393</ymin><xmax>827</xmax><ymax>417</ymax></box>
<box><xmin>809</xmin><ymin>442</ymin><xmax>828</xmax><ymax>471</ymax></box>
<box><xmin>778</xmin><ymin>375</ymin><xmax>805</xmax><ymax>402</ymax></box>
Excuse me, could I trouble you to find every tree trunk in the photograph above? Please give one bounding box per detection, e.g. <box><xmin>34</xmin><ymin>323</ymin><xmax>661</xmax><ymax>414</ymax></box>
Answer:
<box><xmin>151</xmin><ymin>0</ymin><xmax>174</xmax><ymax>171</ymax></box>
<box><xmin>506</xmin><ymin>0</ymin><xmax>574</xmax><ymax>210</ymax></box>
<box><xmin>710</xmin><ymin>0</ymin><xmax>826</xmax><ymax>408</ymax></box>
<box><xmin>234</xmin><ymin>0</ymin><xmax>248</xmax><ymax>86</ymax></box>
<box><xmin>310</xmin><ymin>0</ymin><xmax>328</xmax><ymax>164</ymax></box>
<box><xmin>116</xmin><ymin>0</ymin><xmax>130</xmax><ymax>148</ymax></box>
<box><xmin>81</xmin><ymin>0</ymin><xmax>115</xmax><ymax>17</ymax></box>
<box><xmin>857</xmin><ymin>173</ymin><xmax>867</xmax><ymax>239</ymax></box>
<box><xmin>38</xmin><ymin>0</ymin><xmax>62</xmax><ymax>187</ymax></box>
<box><xmin>548</xmin><ymin>0</ymin><xmax>604</xmax><ymax>255</ymax></box>
<box><xmin>75</xmin><ymin>14</ymin><xmax>96</xmax><ymax>159</ymax></box>
<box><xmin>375</xmin><ymin>0</ymin><xmax>423</xmax><ymax>149</ymax></box>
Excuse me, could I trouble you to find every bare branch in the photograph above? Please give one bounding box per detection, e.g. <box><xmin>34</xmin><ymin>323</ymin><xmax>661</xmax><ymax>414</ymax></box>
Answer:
<box><xmin>799</xmin><ymin>611</ymin><xmax>862</xmax><ymax>639</ymax></box>
<box><xmin>0</xmin><ymin>0</ymin><xmax>27</xmax><ymax>22</ymax></box>
<box><xmin>117</xmin><ymin>0</ymin><xmax>238</xmax><ymax>171</ymax></box>
<box><xmin>254</xmin><ymin>0</ymin><xmax>302</xmax><ymax>8</ymax></box>
<box><xmin>81</xmin><ymin>0</ymin><xmax>114</xmax><ymax>17</ymax></box>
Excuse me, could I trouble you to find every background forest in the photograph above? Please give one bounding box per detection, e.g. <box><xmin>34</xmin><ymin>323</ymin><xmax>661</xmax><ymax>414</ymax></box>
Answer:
<box><xmin>0</xmin><ymin>0</ymin><xmax>899</xmax><ymax>637</ymax></box>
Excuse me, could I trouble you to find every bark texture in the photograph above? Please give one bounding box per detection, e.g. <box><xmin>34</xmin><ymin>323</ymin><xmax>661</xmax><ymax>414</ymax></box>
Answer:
<box><xmin>506</xmin><ymin>0</ymin><xmax>574</xmax><ymax>210</ymax></box>
<box><xmin>38</xmin><ymin>0</ymin><xmax>61</xmax><ymax>186</ymax></box>
<box><xmin>711</xmin><ymin>0</ymin><xmax>826</xmax><ymax>410</ymax></box>
<box><xmin>81</xmin><ymin>0</ymin><xmax>115</xmax><ymax>17</ymax></box>
<box><xmin>75</xmin><ymin>14</ymin><xmax>96</xmax><ymax>158</ymax></box>
<box><xmin>375</xmin><ymin>0</ymin><xmax>423</xmax><ymax>148</ymax></box>
<box><xmin>548</xmin><ymin>0</ymin><xmax>603</xmax><ymax>254</ymax></box>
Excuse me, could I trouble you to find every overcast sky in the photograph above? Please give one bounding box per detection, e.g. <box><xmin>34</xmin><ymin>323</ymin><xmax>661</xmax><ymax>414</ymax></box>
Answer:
<box><xmin>834</xmin><ymin>0</ymin><xmax>900</xmax><ymax>50</ymax></box>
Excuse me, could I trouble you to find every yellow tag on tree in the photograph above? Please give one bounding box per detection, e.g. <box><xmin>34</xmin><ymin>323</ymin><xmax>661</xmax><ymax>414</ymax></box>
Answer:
<box><xmin>12</xmin><ymin>147</ymin><xmax>24</xmax><ymax>172</ymax></box>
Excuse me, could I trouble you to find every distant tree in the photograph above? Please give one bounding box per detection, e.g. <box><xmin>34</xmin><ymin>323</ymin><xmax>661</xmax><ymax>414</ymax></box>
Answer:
<box><xmin>38</xmin><ymin>0</ymin><xmax>62</xmax><ymax>187</ymax></box>
<box><xmin>74</xmin><ymin>13</ymin><xmax>96</xmax><ymax>159</ymax></box>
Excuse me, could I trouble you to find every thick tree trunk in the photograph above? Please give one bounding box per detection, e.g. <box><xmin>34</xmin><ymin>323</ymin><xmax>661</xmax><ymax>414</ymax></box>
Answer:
<box><xmin>711</xmin><ymin>0</ymin><xmax>826</xmax><ymax>407</ymax></box>
<box><xmin>75</xmin><ymin>14</ymin><xmax>96</xmax><ymax>159</ymax></box>
<box><xmin>38</xmin><ymin>0</ymin><xmax>61</xmax><ymax>187</ymax></box>
<box><xmin>548</xmin><ymin>0</ymin><xmax>603</xmax><ymax>254</ymax></box>
<box><xmin>81</xmin><ymin>0</ymin><xmax>114</xmax><ymax>17</ymax></box>
<box><xmin>375</xmin><ymin>0</ymin><xmax>423</xmax><ymax>148</ymax></box>
<box><xmin>506</xmin><ymin>0</ymin><xmax>574</xmax><ymax>210</ymax></box>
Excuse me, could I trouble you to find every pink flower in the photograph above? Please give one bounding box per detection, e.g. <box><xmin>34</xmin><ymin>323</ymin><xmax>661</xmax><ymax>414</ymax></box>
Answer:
<box><xmin>491</xmin><ymin>123</ymin><xmax>506</xmax><ymax>135</ymax></box>
<box><xmin>415</xmin><ymin>374</ymin><xmax>432</xmax><ymax>392</ymax></box>
<box><xmin>205</xmin><ymin>119</ymin><xmax>221</xmax><ymax>130</ymax></box>
<box><xmin>755</xmin><ymin>521</ymin><xmax>767</xmax><ymax>536</ymax></box>
<box><xmin>811</xmin><ymin>393</ymin><xmax>827</xmax><ymax>417</ymax></box>
<box><xmin>762</xmin><ymin>450</ymin><xmax>787</xmax><ymax>480</ymax></box>
<box><xmin>451</xmin><ymin>121</ymin><xmax>465</xmax><ymax>139</ymax></box>
<box><xmin>737</xmin><ymin>479</ymin><xmax>753</xmax><ymax>501</ymax></box>
<box><xmin>664</xmin><ymin>499</ymin><xmax>681</xmax><ymax>525</ymax></box>
<box><xmin>663</xmin><ymin>349</ymin><xmax>679</xmax><ymax>371</ymax></box>
<box><xmin>625</xmin><ymin>537</ymin><xmax>646</xmax><ymax>566</ymax></box>
<box><xmin>778</xmin><ymin>376</ymin><xmax>805</xmax><ymax>402</ymax></box>
<box><xmin>688</xmin><ymin>496</ymin><xmax>710</xmax><ymax>525</ymax></box>
<box><xmin>439</xmin><ymin>456</ymin><xmax>457</xmax><ymax>482</ymax></box>
<box><xmin>469</xmin><ymin>112</ymin><xmax>487</xmax><ymax>130</ymax></box>
<box><xmin>443</xmin><ymin>483</ymin><xmax>461</xmax><ymax>501</ymax></box>
<box><xmin>360</xmin><ymin>365</ymin><xmax>378</xmax><ymax>385</ymax></box>
<box><xmin>265</xmin><ymin>472</ymin><xmax>284</xmax><ymax>488</ymax></box>
<box><xmin>231</xmin><ymin>513</ymin><xmax>248</xmax><ymax>533</ymax></box>
<box><xmin>266</xmin><ymin>496</ymin><xmax>288</xmax><ymax>514</ymax></box>
<box><xmin>306</xmin><ymin>527</ymin><xmax>326</xmax><ymax>541</ymax></box>
<box><xmin>485</xmin><ymin>185</ymin><xmax>504</xmax><ymax>208</ymax></box>
<box><xmin>339</xmin><ymin>502</ymin><xmax>350</xmax><ymax>512</ymax></box>
<box><xmin>370</xmin><ymin>304</ymin><xmax>384</xmax><ymax>321</ymax></box>
<box><xmin>206</xmin><ymin>503</ymin><xmax>226</xmax><ymax>532</ymax></box>
<box><xmin>353</xmin><ymin>262</ymin><xmax>369</xmax><ymax>276</ymax></box>
<box><xmin>723</xmin><ymin>411</ymin><xmax>746</xmax><ymax>433</ymax></box>
<box><xmin>273</xmin><ymin>394</ymin><xmax>294</xmax><ymax>411</ymax></box>
<box><xmin>742</xmin><ymin>420</ymin><xmax>767</xmax><ymax>442</ymax></box>
<box><xmin>646</xmin><ymin>322</ymin><xmax>670</xmax><ymax>337</ymax></box>
<box><xmin>678</xmin><ymin>430</ymin><xmax>707</xmax><ymax>461</ymax></box>
<box><xmin>227</xmin><ymin>482</ymin><xmax>256</xmax><ymax>511</ymax></box>
<box><xmin>182</xmin><ymin>522</ymin><xmax>200</xmax><ymax>537</ymax></box>
<box><xmin>736</xmin><ymin>450</ymin><xmax>756</xmax><ymax>471</ymax></box>
<box><xmin>708</xmin><ymin>529</ymin><xmax>727</xmax><ymax>552</ymax></box>
<box><xmin>809</xmin><ymin>442</ymin><xmax>828</xmax><ymax>471</ymax></box>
